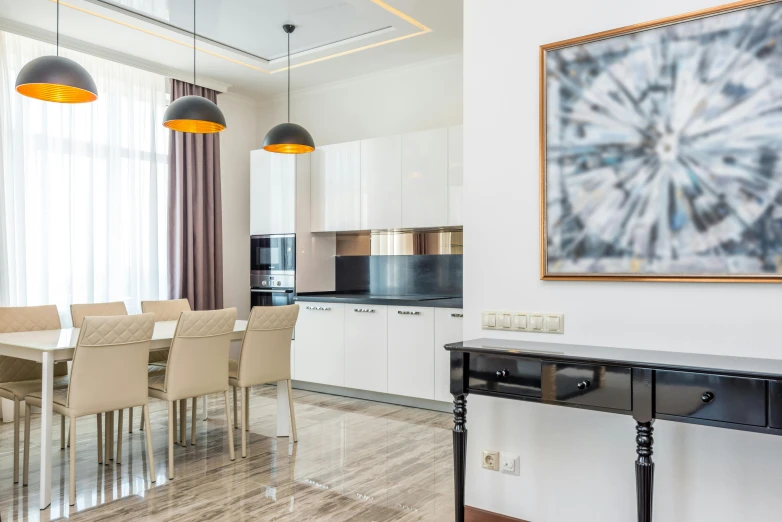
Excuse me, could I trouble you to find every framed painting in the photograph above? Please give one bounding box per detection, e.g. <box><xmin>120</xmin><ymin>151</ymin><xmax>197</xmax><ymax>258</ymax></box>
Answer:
<box><xmin>540</xmin><ymin>0</ymin><xmax>782</xmax><ymax>282</ymax></box>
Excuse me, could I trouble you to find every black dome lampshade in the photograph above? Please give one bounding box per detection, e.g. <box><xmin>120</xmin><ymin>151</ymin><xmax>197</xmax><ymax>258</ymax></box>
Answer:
<box><xmin>162</xmin><ymin>0</ymin><xmax>226</xmax><ymax>134</ymax></box>
<box><xmin>263</xmin><ymin>24</ymin><xmax>315</xmax><ymax>154</ymax></box>
<box><xmin>15</xmin><ymin>1</ymin><xmax>98</xmax><ymax>104</ymax></box>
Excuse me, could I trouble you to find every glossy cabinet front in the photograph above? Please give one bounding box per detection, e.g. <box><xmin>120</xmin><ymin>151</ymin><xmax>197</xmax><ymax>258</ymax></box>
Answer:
<box><xmin>434</xmin><ymin>308</ymin><xmax>463</xmax><ymax>402</ymax></box>
<box><xmin>310</xmin><ymin>141</ymin><xmax>361</xmax><ymax>232</ymax></box>
<box><xmin>360</xmin><ymin>135</ymin><xmax>402</xmax><ymax>230</ymax></box>
<box><xmin>388</xmin><ymin>306</ymin><xmax>436</xmax><ymax>400</ymax></box>
<box><xmin>250</xmin><ymin>149</ymin><xmax>296</xmax><ymax>235</ymax></box>
<box><xmin>295</xmin><ymin>302</ymin><xmax>345</xmax><ymax>387</ymax></box>
<box><xmin>345</xmin><ymin>305</ymin><xmax>388</xmax><ymax>393</ymax></box>
<box><xmin>447</xmin><ymin>125</ymin><xmax>463</xmax><ymax>227</ymax></box>
<box><xmin>401</xmin><ymin>128</ymin><xmax>449</xmax><ymax>229</ymax></box>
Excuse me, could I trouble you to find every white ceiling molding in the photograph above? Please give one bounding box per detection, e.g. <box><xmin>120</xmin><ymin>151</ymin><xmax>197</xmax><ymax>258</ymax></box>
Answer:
<box><xmin>0</xmin><ymin>16</ymin><xmax>232</xmax><ymax>92</ymax></box>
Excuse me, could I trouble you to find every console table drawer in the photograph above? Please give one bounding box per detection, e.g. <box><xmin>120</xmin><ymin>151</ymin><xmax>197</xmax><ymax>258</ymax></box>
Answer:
<box><xmin>656</xmin><ymin>370</ymin><xmax>766</xmax><ymax>427</ymax></box>
<box><xmin>543</xmin><ymin>362</ymin><xmax>631</xmax><ymax>411</ymax></box>
<box><xmin>468</xmin><ymin>355</ymin><xmax>542</xmax><ymax>398</ymax></box>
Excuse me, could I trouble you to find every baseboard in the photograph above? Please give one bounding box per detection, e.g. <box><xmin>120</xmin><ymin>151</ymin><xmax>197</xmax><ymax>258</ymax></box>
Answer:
<box><xmin>290</xmin><ymin>380</ymin><xmax>452</xmax><ymax>413</ymax></box>
<box><xmin>465</xmin><ymin>506</ymin><xmax>528</xmax><ymax>522</ymax></box>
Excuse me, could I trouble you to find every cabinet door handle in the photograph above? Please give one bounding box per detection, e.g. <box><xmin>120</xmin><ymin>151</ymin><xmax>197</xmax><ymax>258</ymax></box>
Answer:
<box><xmin>306</xmin><ymin>306</ymin><xmax>331</xmax><ymax>311</ymax></box>
<box><xmin>576</xmin><ymin>380</ymin><xmax>591</xmax><ymax>390</ymax></box>
<box><xmin>701</xmin><ymin>391</ymin><xmax>715</xmax><ymax>403</ymax></box>
<box><xmin>354</xmin><ymin>308</ymin><xmax>375</xmax><ymax>313</ymax></box>
<box><xmin>450</xmin><ymin>313</ymin><xmax>463</xmax><ymax>318</ymax></box>
<box><xmin>397</xmin><ymin>311</ymin><xmax>421</xmax><ymax>315</ymax></box>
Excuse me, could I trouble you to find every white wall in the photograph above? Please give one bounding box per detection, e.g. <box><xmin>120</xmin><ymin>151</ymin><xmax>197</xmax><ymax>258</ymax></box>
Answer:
<box><xmin>256</xmin><ymin>54</ymin><xmax>463</xmax><ymax>147</ymax></box>
<box><xmin>464</xmin><ymin>1</ymin><xmax>782</xmax><ymax>521</ymax></box>
<box><xmin>218</xmin><ymin>92</ymin><xmax>256</xmax><ymax>321</ymax></box>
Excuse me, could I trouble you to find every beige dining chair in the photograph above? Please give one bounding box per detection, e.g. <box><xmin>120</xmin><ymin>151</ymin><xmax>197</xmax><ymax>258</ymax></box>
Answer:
<box><xmin>148</xmin><ymin>308</ymin><xmax>237</xmax><ymax>479</ymax></box>
<box><xmin>24</xmin><ymin>314</ymin><xmax>157</xmax><ymax>506</ymax></box>
<box><xmin>0</xmin><ymin>305</ymin><xmax>69</xmax><ymax>484</ymax></box>
<box><xmin>230</xmin><ymin>304</ymin><xmax>299</xmax><ymax>458</ymax></box>
<box><xmin>139</xmin><ymin>298</ymin><xmax>197</xmax><ymax>439</ymax></box>
<box><xmin>71</xmin><ymin>301</ymin><xmax>135</xmax><ymax>456</ymax></box>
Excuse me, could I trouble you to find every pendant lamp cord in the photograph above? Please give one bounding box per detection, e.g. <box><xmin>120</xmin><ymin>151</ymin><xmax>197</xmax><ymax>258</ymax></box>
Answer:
<box><xmin>287</xmin><ymin>30</ymin><xmax>291</xmax><ymax>123</ymax></box>
<box><xmin>193</xmin><ymin>0</ymin><xmax>196</xmax><ymax>86</ymax></box>
<box><xmin>56</xmin><ymin>0</ymin><xmax>59</xmax><ymax>56</ymax></box>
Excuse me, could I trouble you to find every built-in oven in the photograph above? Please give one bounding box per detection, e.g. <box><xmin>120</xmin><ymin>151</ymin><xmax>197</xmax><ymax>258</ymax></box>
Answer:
<box><xmin>250</xmin><ymin>287</ymin><xmax>295</xmax><ymax>307</ymax></box>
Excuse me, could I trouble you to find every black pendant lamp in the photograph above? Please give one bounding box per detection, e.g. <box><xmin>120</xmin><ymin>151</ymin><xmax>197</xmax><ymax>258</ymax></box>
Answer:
<box><xmin>163</xmin><ymin>0</ymin><xmax>226</xmax><ymax>134</ymax></box>
<box><xmin>263</xmin><ymin>25</ymin><xmax>314</xmax><ymax>154</ymax></box>
<box><xmin>15</xmin><ymin>0</ymin><xmax>97</xmax><ymax>103</ymax></box>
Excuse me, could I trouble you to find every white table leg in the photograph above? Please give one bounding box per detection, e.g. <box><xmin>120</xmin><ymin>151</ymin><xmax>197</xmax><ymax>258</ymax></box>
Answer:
<box><xmin>276</xmin><ymin>380</ymin><xmax>291</xmax><ymax>437</ymax></box>
<box><xmin>202</xmin><ymin>395</ymin><xmax>208</xmax><ymax>420</ymax></box>
<box><xmin>39</xmin><ymin>352</ymin><xmax>54</xmax><ymax>510</ymax></box>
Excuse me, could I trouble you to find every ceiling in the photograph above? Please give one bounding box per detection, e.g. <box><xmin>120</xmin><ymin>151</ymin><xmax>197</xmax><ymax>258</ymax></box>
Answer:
<box><xmin>0</xmin><ymin>0</ymin><xmax>463</xmax><ymax>98</ymax></box>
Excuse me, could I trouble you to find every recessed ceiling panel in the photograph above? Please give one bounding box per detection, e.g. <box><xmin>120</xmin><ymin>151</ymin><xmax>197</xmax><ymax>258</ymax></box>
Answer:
<box><xmin>99</xmin><ymin>0</ymin><xmax>411</xmax><ymax>60</ymax></box>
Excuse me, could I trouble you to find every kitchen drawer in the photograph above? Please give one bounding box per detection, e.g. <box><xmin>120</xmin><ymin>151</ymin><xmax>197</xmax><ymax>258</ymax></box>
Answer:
<box><xmin>655</xmin><ymin>370</ymin><xmax>767</xmax><ymax>427</ymax></box>
<box><xmin>468</xmin><ymin>354</ymin><xmax>541</xmax><ymax>398</ymax></box>
<box><xmin>768</xmin><ymin>381</ymin><xmax>782</xmax><ymax>429</ymax></box>
<box><xmin>543</xmin><ymin>362</ymin><xmax>631</xmax><ymax>411</ymax></box>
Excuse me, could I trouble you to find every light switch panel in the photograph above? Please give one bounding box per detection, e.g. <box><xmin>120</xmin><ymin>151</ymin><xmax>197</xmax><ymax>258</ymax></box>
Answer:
<box><xmin>499</xmin><ymin>313</ymin><xmax>512</xmax><ymax>329</ymax></box>
<box><xmin>483</xmin><ymin>311</ymin><xmax>564</xmax><ymax>333</ymax></box>
<box><xmin>512</xmin><ymin>314</ymin><xmax>528</xmax><ymax>330</ymax></box>
<box><xmin>529</xmin><ymin>315</ymin><xmax>544</xmax><ymax>331</ymax></box>
<box><xmin>544</xmin><ymin>314</ymin><xmax>564</xmax><ymax>333</ymax></box>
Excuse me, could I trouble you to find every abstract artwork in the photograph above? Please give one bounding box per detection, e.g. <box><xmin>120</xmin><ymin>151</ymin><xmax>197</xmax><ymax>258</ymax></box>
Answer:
<box><xmin>541</xmin><ymin>0</ymin><xmax>782</xmax><ymax>282</ymax></box>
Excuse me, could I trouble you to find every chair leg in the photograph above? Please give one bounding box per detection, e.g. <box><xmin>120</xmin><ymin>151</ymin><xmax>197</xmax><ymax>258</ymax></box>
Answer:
<box><xmin>202</xmin><ymin>395</ymin><xmax>208</xmax><ymax>420</ymax></box>
<box><xmin>224</xmin><ymin>391</ymin><xmax>235</xmax><ymax>461</ymax></box>
<box><xmin>60</xmin><ymin>415</ymin><xmax>66</xmax><ymax>450</ymax></box>
<box><xmin>143</xmin><ymin>404</ymin><xmax>155</xmax><ymax>483</ymax></box>
<box><xmin>13</xmin><ymin>398</ymin><xmax>19</xmax><ymax>484</ymax></box>
<box><xmin>69</xmin><ymin>416</ymin><xmax>76</xmax><ymax>506</ymax></box>
<box><xmin>167</xmin><ymin>401</ymin><xmax>175</xmax><ymax>480</ymax></box>
<box><xmin>179</xmin><ymin>399</ymin><xmax>186</xmax><ymax>447</ymax></box>
<box><xmin>105</xmin><ymin>412</ymin><xmax>111</xmax><ymax>464</ymax></box>
<box><xmin>233</xmin><ymin>387</ymin><xmax>238</xmax><ymax>429</ymax></box>
<box><xmin>117</xmin><ymin>409</ymin><xmax>124</xmax><ymax>464</ymax></box>
<box><xmin>140</xmin><ymin>406</ymin><xmax>146</xmax><ymax>431</ymax></box>
<box><xmin>23</xmin><ymin>402</ymin><xmax>31</xmax><ymax>486</ymax></box>
<box><xmin>128</xmin><ymin>407</ymin><xmax>133</xmax><ymax>434</ymax></box>
<box><xmin>245</xmin><ymin>387</ymin><xmax>250</xmax><ymax>432</ymax></box>
<box><xmin>287</xmin><ymin>380</ymin><xmax>298</xmax><ymax>443</ymax></box>
<box><xmin>97</xmin><ymin>413</ymin><xmax>103</xmax><ymax>464</ymax></box>
<box><xmin>241</xmin><ymin>387</ymin><xmax>247</xmax><ymax>458</ymax></box>
<box><xmin>190</xmin><ymin>397</ymin><xmax>197</xmax><ymax>446</ymax></box>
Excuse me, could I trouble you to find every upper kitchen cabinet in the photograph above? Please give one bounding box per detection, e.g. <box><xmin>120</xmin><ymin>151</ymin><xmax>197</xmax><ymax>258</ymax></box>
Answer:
<box><xmin>250</xmin><ymin>149</ymin><xmax>296</xmax><ymax>235</ymax></box>
<box><xmin>447</xmin><ymin>125</ymin><xmax>463</xmax><ymax>226</ymax></box>
<box><xmin>311</xmin><ymin>141</ymin><xmax>361</xmax><ymax>232</ymax></box>
<box><xmin>360</xmin><ymin>135</ymin><xmax>402</xmax><ymax>230</ymax></box>
<box><xmin>401</xmin><ymin>128</ymin><xmax>449</xmax><ymax>228</ymax></box>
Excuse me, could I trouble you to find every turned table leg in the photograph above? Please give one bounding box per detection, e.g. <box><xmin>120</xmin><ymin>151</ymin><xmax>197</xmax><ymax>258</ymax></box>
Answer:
<box><xmin>453</xmin><ymin>394</ymin><xmax>467</xmax><ymax>522</ymax></box>
<box><xmin>635</xmin><ymin>421</ymin><xmax>654</xmax><ymax>522</ymax></box>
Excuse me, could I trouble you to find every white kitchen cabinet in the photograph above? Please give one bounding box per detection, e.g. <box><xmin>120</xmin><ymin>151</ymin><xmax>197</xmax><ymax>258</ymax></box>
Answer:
<box><xmin>311</xmin><ymin>141</ymin><xmax>361</xmax><ymax>232</ymax></box>
<box><xmin>294</xmin><ymin>302</ymin><xmax>345</xmax><ymax>387</ymax></box>
<box><xmin>401</xmin><ymin>128</ymin><xmax>448</xmax><ymax>229</ymax></box>
<box><xmin>434</xmin><ymin>308</ymin><xmax>463</xmax><ymax>402</ymax></box>
<box><xmin>447</xmin><ymin>126</ymin><xmax>463</xmax><ymax>227</ymax></box>
<box><xmin>360</xmin><ymin>135</ymin><xmax>402</xmax><ymax>230</ymax></box>
<box><xmin>388</xmin><ymin>306</ymin><xmax>435</xmax><ymax>400</ymax></box>
<box><xmin>250</xmin><ymin>149</ymin><xmax>296</xmax><ymax>235</ymax></box>
<box><xmin>345</xmin><ymin>305</ymin><xmax>388</xmax><ymax>393</ymax></box>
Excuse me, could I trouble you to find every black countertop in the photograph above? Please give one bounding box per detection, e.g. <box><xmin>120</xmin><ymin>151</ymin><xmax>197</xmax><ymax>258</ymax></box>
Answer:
<box><xmin>295</xmin><ymin>292</ymin><xmax>463</xmax><ymax>309</ymax></box>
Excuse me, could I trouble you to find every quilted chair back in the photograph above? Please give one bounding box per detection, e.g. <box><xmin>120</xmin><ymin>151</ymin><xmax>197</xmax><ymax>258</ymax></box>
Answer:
<box><xmin>141</xmin><ymin>299</ymin><xmax>191</xmax><ymax>363</ymax></box>
<box><xmin>165</xmin><ymin>308</ymin><xmax>237</xmax><ymax>400</ymax></box>
<box><xmin>67</xmin><ymin>314</ymin><xmax>154</xmax><ymax>416</ymax></box>
<box><xmin>236</xmin><ymin>305</ymin><xmax>299</xmax><ymax>387</ymax></box>
<box><xmin>0</xmin><ymin>305</ymin><xmax>67</xmax><ymax>382</ymax></box>
<box><xmin>70</xmin><ymin>301</ymin><xmax>127</xmax><ymax>328</ymax></box>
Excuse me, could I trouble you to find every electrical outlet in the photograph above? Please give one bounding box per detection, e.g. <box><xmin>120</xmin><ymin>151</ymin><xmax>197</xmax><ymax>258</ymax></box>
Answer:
<box><xmin>500</xmin><ymin>453</ymin><xmax>520</xmax><ymax>476</ymax></box>
<box><xmin>482</xmin><ymin>450</ymin><xmax>499</xmax><ymax>471</ymax></box>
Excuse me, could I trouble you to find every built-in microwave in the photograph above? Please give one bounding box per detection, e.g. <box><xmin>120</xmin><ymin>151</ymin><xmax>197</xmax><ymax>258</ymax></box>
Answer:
<box><xmin>251</xmin><ymin>234</ymin><xmax>295</xmax><ymax>275</ymax></box>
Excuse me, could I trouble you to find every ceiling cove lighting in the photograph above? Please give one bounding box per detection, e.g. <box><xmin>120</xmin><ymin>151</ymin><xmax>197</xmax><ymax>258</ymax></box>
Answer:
<box><xmin>263</xmin><ymin>25</ymin><xmax>314</xmax><ymax>155</ymax></box>
<box><xmin>15</xmin><ymin>0</ymin><xmax>98</xmax><ymax>103</ymax></box>
<box><xmin>162</xmin><ymin>0</ymin><xmax>226</xmax><ymax>134</ymax></box>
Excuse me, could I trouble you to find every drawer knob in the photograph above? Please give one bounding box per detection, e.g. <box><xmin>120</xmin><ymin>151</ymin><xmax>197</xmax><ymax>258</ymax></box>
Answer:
<box><xmin>701</xmin><ymin>391</ymin><xmax>715</xmax><ymax>403</ymax></box>
<box><xmin>495</xmin><ymin>369</ymin><xmax>509</xmax><ymax>378</ymax></box>
<box><xmin>576</xmin><ymin>380</ymin><xmax>591</xmax><ymax>390</ymax></box>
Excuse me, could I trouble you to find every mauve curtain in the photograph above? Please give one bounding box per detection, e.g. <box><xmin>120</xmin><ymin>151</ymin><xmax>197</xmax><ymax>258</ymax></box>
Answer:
<box><xmin>167</xmin><ymin>79</ymin><xmax>223</xmax><ymax>310</ymax></box>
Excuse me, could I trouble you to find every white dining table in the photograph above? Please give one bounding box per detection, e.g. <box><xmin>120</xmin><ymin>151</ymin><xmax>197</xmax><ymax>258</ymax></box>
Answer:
<box><xmin>0</xmin><ymin>319</ymin><xmax>294</xmax><ymax>510</ymax></box>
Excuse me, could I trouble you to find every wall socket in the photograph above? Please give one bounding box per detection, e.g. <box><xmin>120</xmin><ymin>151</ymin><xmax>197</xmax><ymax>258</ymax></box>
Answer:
<box><xmin>482</xmin><ymin>311</ymin><xmax>564</xmax><ymax>334</ymax></box>
<box><xmin>500</xmin><ymin>453</ymin><xmax>520</xmax><ymax>476</ymax></box>
<box><xmin>482</xmin><ymin>450</ymin><xmax>500</xmax><ymax>471</ymax></box>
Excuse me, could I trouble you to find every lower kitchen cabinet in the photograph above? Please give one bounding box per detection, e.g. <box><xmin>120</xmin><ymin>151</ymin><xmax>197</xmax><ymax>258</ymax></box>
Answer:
<box><xmin>295</xmin><ymin>302</ymin><xmax>345</xmax><ymax>387</ymax></box>
<box><xmin>434</xmin><ymin>308</ymin><xmax>463</xmax><ymax>402</ymax></box>
<box><xmin>388</xmin><ymin>306</ymin><xmax>435</xmax><ymax>400</ymax></box>
<box><xmin>345</xmin><ymin>305</ymin><xmax>388</xmax><ymax>393</ymax></box>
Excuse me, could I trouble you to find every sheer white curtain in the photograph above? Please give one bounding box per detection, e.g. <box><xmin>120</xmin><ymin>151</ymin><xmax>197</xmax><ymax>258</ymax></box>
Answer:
<box><xmin>0</xmin><ymin>31</ymin><xmax>169</xmax><ymax>323</ymax></box>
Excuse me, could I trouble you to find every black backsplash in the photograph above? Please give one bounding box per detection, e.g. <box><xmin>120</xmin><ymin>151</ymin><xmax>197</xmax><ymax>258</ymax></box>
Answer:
<box><xmin>335</xmin><ymin>255</ymin><xmax>463</xmax><ymax>297</ymax></box>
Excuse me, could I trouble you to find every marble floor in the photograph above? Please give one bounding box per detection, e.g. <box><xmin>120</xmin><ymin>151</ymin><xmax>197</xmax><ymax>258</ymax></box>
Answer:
<box><xmin>0</xmin><ymin>386</ymin><xmax>455</xmax><ymax>521</ymax></box>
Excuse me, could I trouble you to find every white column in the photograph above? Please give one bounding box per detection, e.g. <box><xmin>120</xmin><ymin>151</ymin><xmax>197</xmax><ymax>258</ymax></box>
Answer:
<box><xmin>276</xmin><ymin>380</ymin><xmax>291</xmax><ymax>437</ymax></box>
<box><xmin>39</xmin><ymin>352</ymin><xmax>54</xmax><ymax>509</ymax></box>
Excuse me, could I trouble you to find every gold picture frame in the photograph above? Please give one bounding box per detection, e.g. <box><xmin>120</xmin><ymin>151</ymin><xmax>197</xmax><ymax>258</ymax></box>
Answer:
<box><xmin>540</xmin><ymin>0</ymin><xmax>782</xmax><ymax>283</ymax></box>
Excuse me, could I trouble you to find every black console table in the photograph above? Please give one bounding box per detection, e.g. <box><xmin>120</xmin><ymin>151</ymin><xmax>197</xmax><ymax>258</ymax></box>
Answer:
<box><xmin>446</xmin><ymin>338</ymin><xmax>782</xmax><ymax>522</ymax></box>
